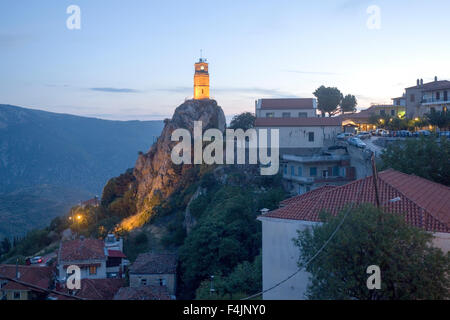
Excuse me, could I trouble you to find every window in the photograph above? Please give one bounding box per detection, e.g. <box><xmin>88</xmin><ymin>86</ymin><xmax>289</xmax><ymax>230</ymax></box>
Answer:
<box><xmin>444</xmin><ymin>91</ymin><xmax>448</xmax><ymax>101</ymax></box>
<box><xmin>282</xmin><ymin>112</ymin><xmax>291</xmax><ymax>118</ymax></box>
<box><xmin>436</xmin><ymin>91</ymin><xmax>440</xmax><ymax>100</ymax></box>
<box><xmin>283</xmin><ymin>165</ymin><xmax>287</xmax><ymax>175</ymax></box>
<box><xmin>322</xmin><ymin>170</ymin><xmax>329</xmax><ymax>178</ymax></box>
<box><xmin>159</xmin><ymin>279</ymin><xmax>166</xmax><ymax>286</ymax></box>
<box><xmin>14</xmin><ymin>292</ymin><xmax>21</xmax><ymax>300</ymax></box>
<box><xmin>290</xmin><ymin>166</ymin><xmax>295</xmax><ymax>176</ymax></box>
<box><xmin>410</xmin><ymin>94</ymin><xmax>415</xmax><ymax>102</ymax></box>
<box><xmin>333</xmin><ymin>166</ymin><xmax>339</xmax><ymax>176</ymax></box>
<box><xmin>140</xmin><ymin>279</ymin><xmax>147</xmax><ymax>286</ymax></box>
<box><xmin>391</xmin><ymin>109</ymin><xmax>395</xmax><ymax>116</ymax></box>
<box><xmin>308</xmin><ymin>132</ymin><xmax>314</xmax><ymax>142</ymax></box>
<box><xmin>298</xmin><ymin>112</ymin><xmax>307</xmax><ymax>118</ymax></box>
<box><xmin>310</xmin><ymin>167</ymin><xmax>317</xmax><ymax>176</ymax></box>
<box><xmin>266</xmin><ymin>112</ymin><xmax>274</xmax><ymax>118</ymax></box>
<box><xmin>297</xmin><ymin>166</ymin><xmax>302</xmax><ymax>177</ymax></box>
<box><xmin>380</xmin><ymin>110</ymin><xmax>386</xmax><ymax>116</ymax></box>
<box><xmin>89</xmin><ymin>266</ymin><xmax>97</xmax><ymax>275</ymax></box>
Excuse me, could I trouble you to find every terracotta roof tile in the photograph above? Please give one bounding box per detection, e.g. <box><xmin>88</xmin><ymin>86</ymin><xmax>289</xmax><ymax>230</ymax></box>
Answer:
<box><xmin>0</xmin><ymin>265</ymin><xmax>53</xmax><ymax>292</ymax></box>
<box><xmin>113</xmin><ymin>285</ymin><xmax>171</xmax><ymax>300</ymax></box>
<box><xmin>129</xmin><ymin>253</ymin><xmax>177</xmax><ymax>275</ymax></box>
<box><xmin>260</xmin><ymin>98</ymin><xmax>315</xmax><ymax>110</ymax></box>
<box><xmin>263</xmin><ymin>169</ymin><xmax>450</xmax><ymax>233</ymax></box>
<box><xmin>59</xmin><ymin>238</ymin><xmax>106</xmax><ymax>262</ymax></box>
<box><xmin>55</xmin><ymin>278</ymin><xmax>125</xmax><ymax>300</ymax></box>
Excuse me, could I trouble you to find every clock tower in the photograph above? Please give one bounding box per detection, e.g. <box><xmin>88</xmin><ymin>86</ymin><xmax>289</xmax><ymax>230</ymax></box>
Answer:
<box><xmin>194</xmin><ymin>57</ymin><xmax>210</xmax><ymax>100</ymax></box>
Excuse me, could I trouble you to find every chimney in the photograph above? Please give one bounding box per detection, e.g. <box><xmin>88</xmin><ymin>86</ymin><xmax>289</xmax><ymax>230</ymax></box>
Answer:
<box><xmin>420</xmin><ymin>79</ymin><xmax>423</xmax><ymax>86</ymax></box>
<box><xmin>260</xmin><ymin>208</ymin><xmax>270</xmax><ymax>215</ymax></box>
<box><xmin>417</xmin><ymin>79</ymin><xmax>420</xmax><ymax>86</ymax></box>
<box><xmin>435</xmin><ymin>76</ymin><xmax>438</xmax><ymax>82</ymax></box>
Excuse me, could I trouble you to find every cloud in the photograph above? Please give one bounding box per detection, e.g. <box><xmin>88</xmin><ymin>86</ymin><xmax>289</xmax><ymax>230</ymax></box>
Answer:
<box><xmin>89</xmin><ymin>87</ymin><xmax>141</xmax><ymax>93</ymax></box>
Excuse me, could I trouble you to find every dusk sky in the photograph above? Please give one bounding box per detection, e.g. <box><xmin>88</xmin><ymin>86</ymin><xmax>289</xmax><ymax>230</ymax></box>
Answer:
<box><xmin>1</xmin><ymin>0</ymin><xmax>450</xmax><ymax>121</ymax></box>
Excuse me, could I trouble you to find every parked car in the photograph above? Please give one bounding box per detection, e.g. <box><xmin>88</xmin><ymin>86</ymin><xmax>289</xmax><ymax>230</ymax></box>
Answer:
<box><xmin>356</xmin><ymin>132</ymin><xmax>370</xmax><ymax>140</ymax></box>
<box><xmin>348</xmin><ymin>137</ymin><xmax>367</xmax><ymax>148</ymax></box>
<box><xmin>375</xmin><ymin>129</ymin><xmax>388</xmax><ymax>136</ymax></box>
<box><xmin>337</xmin><ymin>132</ymin><xmax>353</xmax><ymax>140</ymax></box>
<box><xmin>438</xmin><ymin>131</ymin><xmax>450</xmax><ymax>138</ymax></box>
<box><xmin>28</xmin><ymin>256</ymin><xmax>43</xmax><ymax>265</ymax></box>
<box><xmin>414</xmin><ymin>130</ymin><xmax>431</xmax><ymax>137</ymax></box>
<box><xmin>398</xmin><ymin>130</ymin><xmax>412</xmax><ymax>137</ymax></box>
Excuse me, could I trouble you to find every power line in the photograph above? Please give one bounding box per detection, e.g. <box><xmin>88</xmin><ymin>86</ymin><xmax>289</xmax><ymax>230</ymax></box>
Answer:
<box><xmin>0</xmin><ymin>274</ymin><xmax>84</xmax><ymax>300</ymax></box>
<box><xmin>242</xmin><ymin>182</ymin><xmax>365</xmax><ymax>300</ymax></box>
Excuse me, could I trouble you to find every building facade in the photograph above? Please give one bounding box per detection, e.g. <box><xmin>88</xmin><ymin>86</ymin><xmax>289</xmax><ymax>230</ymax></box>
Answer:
<box><xmin>129</xmin><ymin>252</ymin><xmax>177</xmax><ymax>298</ymax></box>
<box><xmin>403</xmin><ymin>77</ymin><xmax>450</xmax><ymax>118</ymax></box>
<box><xmin>259</xmin><ymin>170</ymin><xmax>450</xmax><ymax>300</ymax></box>
<box><xmin>281</xmin><ymin>148</ymin><xmax>355</xmax><ymax>195</ymax></box>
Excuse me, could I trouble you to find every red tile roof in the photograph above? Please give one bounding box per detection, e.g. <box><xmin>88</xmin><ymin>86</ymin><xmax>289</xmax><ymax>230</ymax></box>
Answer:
<box><xmin>255</xmin><ymin>117</ymin><xmax>342</xmax><ymax>127</ymax></box>
<box><xmin>55</xmin><ymin>278</ymin><xmax>125</xmax><ymax>300</ymax></box>
<box><xmin>59</xmin><ymin>238</ymin><xmax>106</xmax><ymax>262</ymax></box>
<box><xmin>263</xmin><ymin>169</ymin><xmax>450</xmax><ymax>233</ymax></box>
<box><xmin>406</xmin><ymin>80</ymin><xmax>450</xmax><ymax>91</ymax></box>
<box><xmin>280</xmin><ymin>186</ymin><xmax>337</xmax><ymax>207</ymax></box>
<box><xmin>113</xmin><ymin>285</ymin><xmax>171</xmax><ymax>300</ymax></box>
<box><xmin>260</xmin><ymin>98</ymin><xmax>315</xmax><ymax>110</ymax></box>
<box><xmin>108</xmin><ymin>250</ymin><xmax>126</xmax><ymax>258</ymax></box>
<box><xmin>129</xmin><ymin>253</ymin><xmax>177</xmax><ymax>275</ymax></box>
<box><xmin>0</xmin><ymin>265</ymin><xmax>53</xmax><ymax>292</ymax></box>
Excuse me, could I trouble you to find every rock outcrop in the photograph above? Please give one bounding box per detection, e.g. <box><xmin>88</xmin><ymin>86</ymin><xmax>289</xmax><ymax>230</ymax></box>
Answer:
<box><xmin>119</xmin><ymin>99</ymin><xmax>226</xmax><ymax>230</ymax></box>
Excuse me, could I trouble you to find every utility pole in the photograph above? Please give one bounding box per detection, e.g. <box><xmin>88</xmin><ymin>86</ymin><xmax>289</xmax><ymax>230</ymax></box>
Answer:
<box><xmin>371</xmin><ymin>152</ymin><xmax>380</xmax><ymax>208</ymax></box>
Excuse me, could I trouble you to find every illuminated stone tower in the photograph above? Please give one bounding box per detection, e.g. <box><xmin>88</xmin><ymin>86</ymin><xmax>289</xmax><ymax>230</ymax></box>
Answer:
<box><xmin>193</xmin><ymin>56</ymin><xmax>210</xmax><ymax>100</ymax></box>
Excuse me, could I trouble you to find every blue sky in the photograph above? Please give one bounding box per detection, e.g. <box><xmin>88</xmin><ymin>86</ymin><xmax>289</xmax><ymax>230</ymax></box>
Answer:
<box><xmin>1</xmin><ymin>0</ymin><xmax>450</xmax><ymax>120</ymax></box>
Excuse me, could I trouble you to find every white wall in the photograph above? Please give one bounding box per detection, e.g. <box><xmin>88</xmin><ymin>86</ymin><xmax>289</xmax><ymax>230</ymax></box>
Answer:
<box><xmin>257</xmin><ymin>126</ymin><xmax>341</xmax><ymax>149</ymax></box>
<box><xmin>256</xmin><ymin>109</ymin><xmax>317</xmax><ymax>118</ymax></box>
<box><xmin>259</xmin><ymin>216</ymin><xmax>450</xmax><ymax>300</ymax></box>
<box><xmin>259</xmin><ymin>216</ymin><xmax>319</xmax><ymax>300</ymax></box>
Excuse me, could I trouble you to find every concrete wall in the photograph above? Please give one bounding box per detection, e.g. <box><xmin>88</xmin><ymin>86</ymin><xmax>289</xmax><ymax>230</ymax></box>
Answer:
<box><xmin>259</xmin><ymin>216</ymin><xmax>319</xmax><ymax>300</ymax></box>
<box><xmin>129</xmin><ymin>273</ymin><xmax>177</xmax><ymax>296</ymax></box>
<box><xmin>256</xmin><ymin>109</ymin><xmax>317</xmax><ymax>118</ymax></box>
<box><xmin>58</xmin><ymin>259</ymin><xmax>107</xmax><ymax>281</ymax></box>
<box><xmin>259</xmin><ymin>216</ymin><xmax>450</xmax><ymax>300</ymax></box>
<box><xmin>257</xmin><ymin>126</ymin><xmax>341</xmax><ymax>150</ymax></box>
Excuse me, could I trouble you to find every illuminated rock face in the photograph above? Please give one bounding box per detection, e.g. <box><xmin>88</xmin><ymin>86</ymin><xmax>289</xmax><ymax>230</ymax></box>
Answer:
<box><xmin>194</xmin><ymin>58</ymin><xmax>210</xmax><ymax>100</ymax></box>
<box><xmin>118</xmin><ymin>99</ymin><xmax>225</xmax><ymax>231</ymax></box>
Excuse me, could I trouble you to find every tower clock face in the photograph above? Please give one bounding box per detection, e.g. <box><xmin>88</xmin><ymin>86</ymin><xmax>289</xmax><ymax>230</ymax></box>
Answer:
<box><xmin>200</xmin><ymin>66</ymin><xmax>204</xmax><ymax>70</ymax></box>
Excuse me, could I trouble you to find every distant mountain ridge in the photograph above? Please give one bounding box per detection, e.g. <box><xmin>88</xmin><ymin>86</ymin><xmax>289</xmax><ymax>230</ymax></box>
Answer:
<box><xmin>0</xmin><ymin>104</ymin><xmax>164</xmax><ymax>238</ymax></box>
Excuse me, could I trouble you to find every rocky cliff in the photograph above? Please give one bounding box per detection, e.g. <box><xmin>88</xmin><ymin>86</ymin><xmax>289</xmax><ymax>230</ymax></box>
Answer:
<box><xmin>119</xmin><ymin>99</ymin><xmax>226</xmax><ymax>231</ymax></box>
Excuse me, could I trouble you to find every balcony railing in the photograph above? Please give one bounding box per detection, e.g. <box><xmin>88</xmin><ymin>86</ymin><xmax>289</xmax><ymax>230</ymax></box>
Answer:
<box><xmin>421</xmin><ymin>98</ymin><xmax>450</xmax><ymax>105</ymax></box>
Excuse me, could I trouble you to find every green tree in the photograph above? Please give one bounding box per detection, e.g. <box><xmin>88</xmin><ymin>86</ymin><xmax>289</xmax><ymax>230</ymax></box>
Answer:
<box><xmin>294</xmin><ymin>204</ymin><xmax>450</xmax><ymax>300</ymax></box>
<box><xmin>341</xmin><ymin>94</ymin><xmax>357</xmax><ymax>114</ymax></box>
<box><xmin>381</xmin><ymin>136</ymin><xmax>450</xmax><ymax>186</ymax></box>
<box><xmin>425</xmin><ymin>109</ymin><xmax>450</xmax><ymax>130</ymax></box>
<box><xmin>1</xmin><ymin>237</ymin><xmax>11</xmax><ymax>254</ymax></box>
<box><xmin>313</xmin><ymin>86</ymin><xmax>343</xmax><ymax>117</ymax></box>
<box><xmin>195</xmin><ymin>254</ymin><xmax>262</xmax><ymax>300</ymax></box>
<box><xmin>229</xmin><ymin>112</ymin><xmax>256</xmax><ymax>130</ymax></box>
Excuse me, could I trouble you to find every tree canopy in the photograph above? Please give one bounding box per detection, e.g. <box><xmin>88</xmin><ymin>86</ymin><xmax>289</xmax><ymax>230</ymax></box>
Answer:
<box><xmin>313</xmin><ymin>86</ymin><xmax>343</xmax><ymax>117</ymax></box>
<box><xmin>381</xmin><ymin>136</ymin><xmax>450</xmax><ymax>186</ymax></box>
<box><xmin>341</xmin><ymin>94</ymin><xmax>358</xmax><ymax>113</ymax></box>
<box><xmin>294</xmin><ymin>204</ymin><xmax>450</xmax><ymax>300</ymax></box>
<box><xmin>229</xmin><ymin>112</ymin><xmax>256</xmax><ymax>130</ymax></box>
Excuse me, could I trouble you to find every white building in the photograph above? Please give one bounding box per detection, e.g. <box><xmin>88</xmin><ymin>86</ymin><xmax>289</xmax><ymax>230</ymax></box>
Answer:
<box><xmin>258</xmin><ymin>169</ymin><xmax>450</xmax><ymax>299</ymax></box>
<box><xmin>255</xmin><ymin>99</ymin><xmax>342</xmax><ymax>153</ymax></box>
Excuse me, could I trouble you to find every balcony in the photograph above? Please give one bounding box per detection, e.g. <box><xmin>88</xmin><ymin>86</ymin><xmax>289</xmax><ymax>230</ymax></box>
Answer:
<box><xmin>421</xmin><ymin>98</ymin><xmax>450</xmax><ymax>106</ymax></box>
<box><xmin>283</xmin><ymin>153</ymin><xmax>350</xmax><ymax>164</ymax></box>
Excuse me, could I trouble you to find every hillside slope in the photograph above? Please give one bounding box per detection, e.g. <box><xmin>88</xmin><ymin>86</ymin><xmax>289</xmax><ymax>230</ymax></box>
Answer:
<box><xmin>0</xmin><ymin>104</ymin><xmax>164</xmax><ymax>238</ymax></box>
